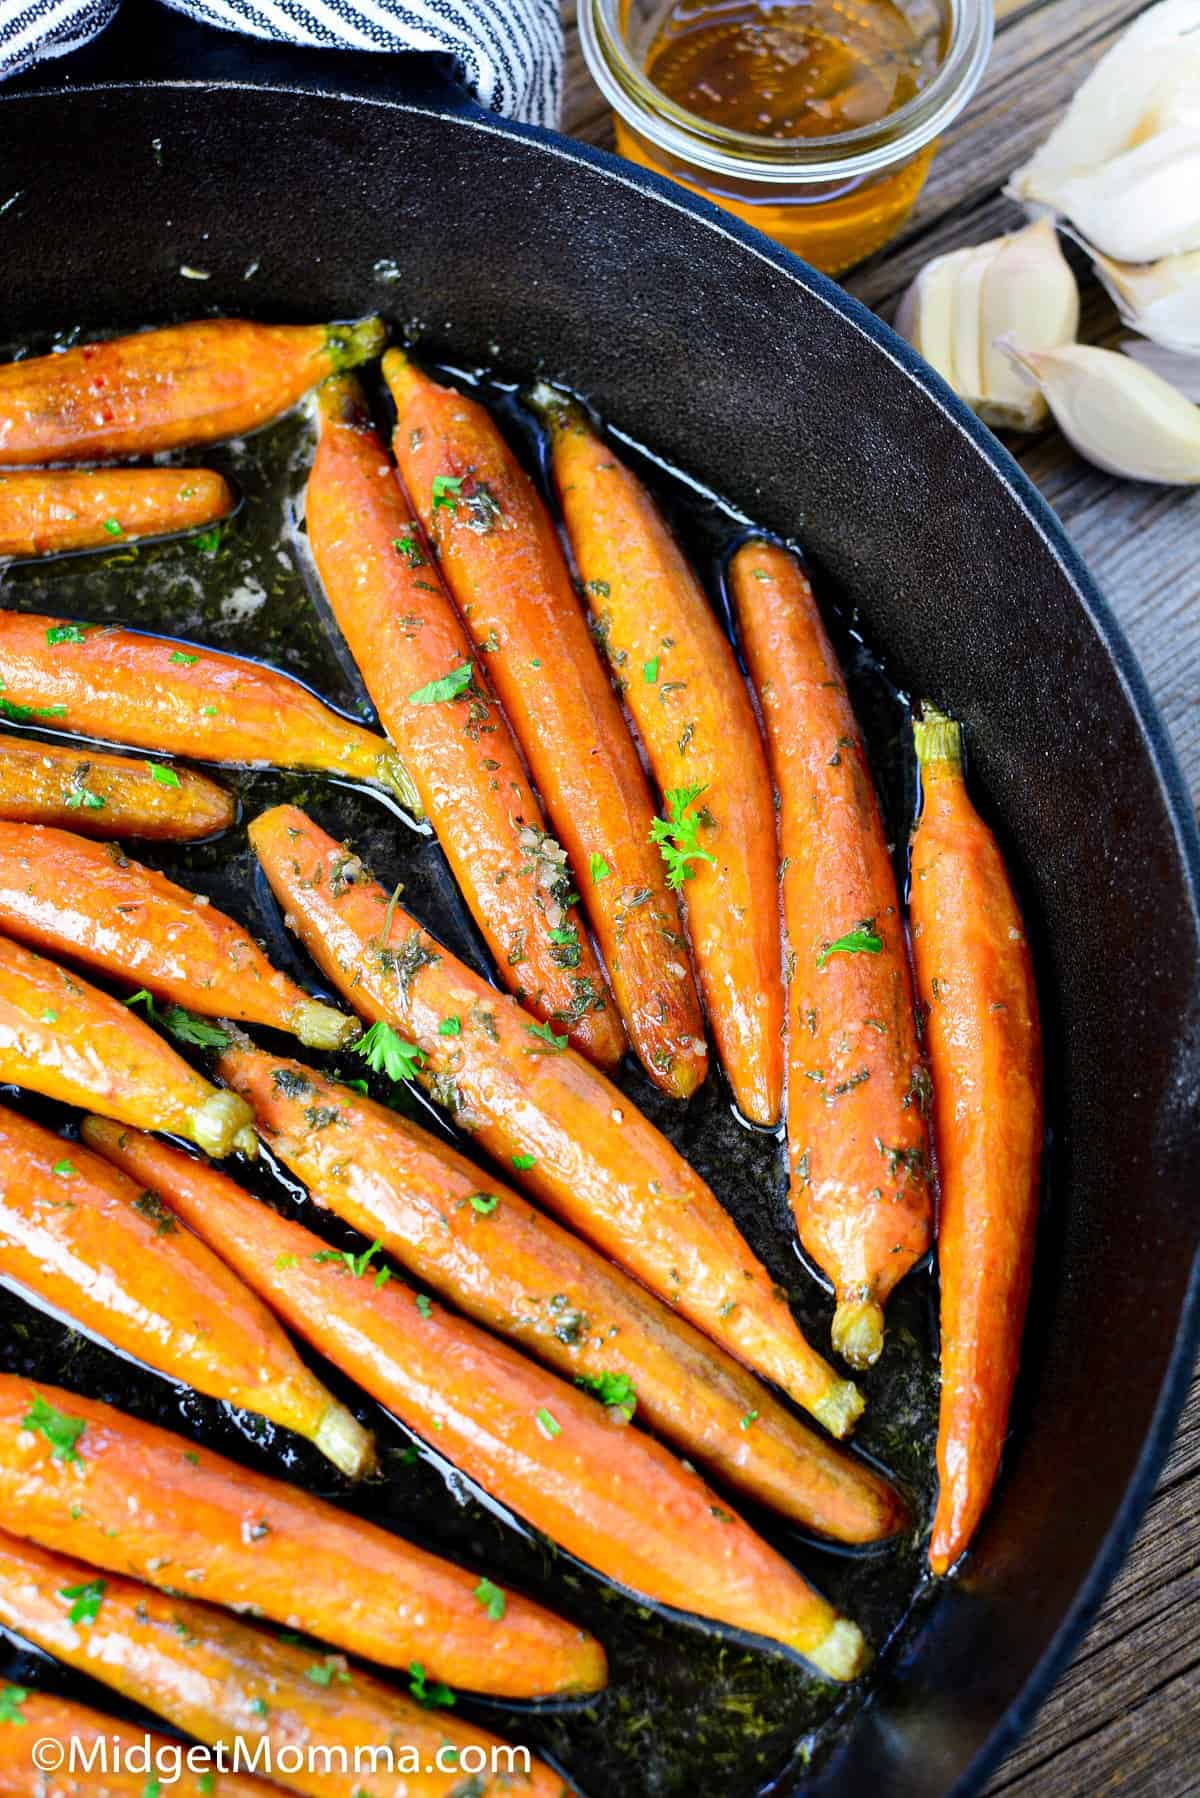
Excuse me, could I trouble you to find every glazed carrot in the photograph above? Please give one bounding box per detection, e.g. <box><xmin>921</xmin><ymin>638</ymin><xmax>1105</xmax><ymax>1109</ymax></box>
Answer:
<box><xmin>0</xmin><ymin>1104</ymin><xmax>373</xmax><ymax>1479</ymax></box>
<box><xmin>911</xmin><ymin>709</ymin><xmax>1043</xmax><ymax>1576</ymax></box>
<box><xmin>383</xmin><ymin>352</ymin><xmax>707</xmax><ymax>1100</ymax></box>
<box><xmin>202</xmin><ymin>1049</ymin><xmax>904</xmax><ymax>1542</ymax></box>
<box><xmin>0</xmin><ymin>1376</ymin><xmax>604</xmax><ymax>1699</ymax></box>
<box><xmin>532</xmin><ymin>388</ymin><xmax>783</xmax><ymax>1124</ymax></box>
<box><xmin>79</xmin><ymin>1125</ymin><xmax>865</xmax><ymax>1677</ymax></box>
<box><xmin>307</xmin><ymin>375</ymin><xmax>622</xmax><ymax>1066</ymax></box>
<box><xmin>250</xmin><ymin>805</ymin><xmax>863</xmax><ymax>1439</ymax></box>
<box><xmin>0</xmin><ymin>467</ymin><xmax>234</xmax><ymax>559</ymax></box>
<box><xmin>0</xmin><ymin>612</ymin><xmax>420</xmax><ymax>815</ymax></box>
<box><xmin>0</xmin><ymin>317</ymin><xmax>386</xmax><ymax>465</ymax></box>
<box><xmin>0</xmin><ymin>734</ymin><xmax>235</xmax><ymax>838</ymax></box>
<box><xmin>0</xmin><ymin>1691</ymin><xmax>275</xmax><ymax>1797</ymax></box>
<box><xmin>730</xmin><ymin>542</ymin><xmax>932</xmax><ymax>1369</ymax></box>
<box><xmin>0</xmin><ymin>934</ymin><xmax>256</xmax><ymax>1158</ymax></box>
<box><xmin>0</xmin><ymin>1534</ymin><xmax>567</xmax><ymax>1798</ymax></box>
<box><xmin>0</xmin><ymin>823</ymin><xmax>356</xmax><ymax>1049</ymax></box>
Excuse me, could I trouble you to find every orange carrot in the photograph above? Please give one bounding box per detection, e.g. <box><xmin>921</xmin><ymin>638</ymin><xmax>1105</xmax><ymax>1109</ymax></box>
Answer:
<box><xmin>78</xmin><ymin>1123</ymin><xmax>866</xmax><ymax>1677</ymax></box>
<box><xmin>0</xmin><ymin>612</ymin><xmax>420</xmax><ymax>815</ymax></box>
<box><xmin>201</xmin><ymin>1048</ymin><xmax>904</xmax><ymax>1542</ymax></box>
<box><xmin>0</xmin><ymin>734</ymin><xmax>234</xmax><ymax>839</ymax></box>
<box><xmin>250</xmin><ymin>804</ymin><xmax>863</xmax><ymax>1439</ymax></box>
<box><xmin>730</xmin><ymin>541</ymin><xmax>933</xmax><ymax>1369</ymax></box>
<box><xmin>911</xmin><ymin>709</ymin><xmax>1043</xmax><ymax>1575</ymax></box>
<box><xmin>0</xmin><ymin>934</ymin><xmax>255</xmax><ymax>1158</ymax></box>
<box><xmin>0</xmin><ymin>1690</ymin><xmax>276</xmax><ymax>1797</ymax></box>
<box><xmin>0</xmin><ymin>1376</ymin><xmax>604</xmax><ymax>1700</ymax></box>
<box><xmin>0</xmin><ymin>1532</ymin><xmax>568</xmax><ymax>1798</ymax></box>
<box><xmin>307</xmin><ymin>375</ymin><xmax>623</xmax><ymax>1067</ymax></box>
<box><xmin>0</xmin><ymin>318</ymin><xmax>386</xmax><ymax>465</ymax></box>
<box><xmin>0</xmin><ymin>1104</ymin><xmax>373</xmax><ymax>1479</ymax></box>
<box><xmin>0</xmin><ymin>467</ymin><xmax>234</xmax><ymax>559</ymax></box>
<box><xmin>0</xmin><ymin>823</ymin><xmax>356</xmax><ymax>1049</ymax></box>
<box><xmin>532</xmin><ymin>388</ymin><xmax>784</xmax><ymax>1124</ymax></box>
<box><xmin>383</xmin><ymin>352</ymin><xmax>707</xmax><ymax>1100</ymax></box>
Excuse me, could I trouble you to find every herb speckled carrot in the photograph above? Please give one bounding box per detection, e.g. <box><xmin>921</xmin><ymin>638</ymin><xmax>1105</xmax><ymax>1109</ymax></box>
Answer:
<box><xmin>911</xmin><ymin>708</ymin><xmax>1043</xmax><ymax>1576</ymax></box>
<box><xmin>0</xmin><ymin>734</ymin><xmax>235</xmax><ymax>838</ymax></box>
<box><xmin>384</xmin><ymin>351</ymin><xmax>707</xmax><ymax>1099</ymax></box>
<box><xmin>0</xmin><ymin>822</ymin><xmax>356</xmax><ymax>1048</ymax></box>
<box><xmin>532</xmin><ymin>387</ymin><xmax>783</xmax><ymax>1124</ymax></box>
<box><xmin>208</xmin><ymin>1046</ymin><xmax>904</xmax><ymax>1541</ymax></box>
<box><xmin>0</xmin><ymin>1532</ymin><xmax>569</xmax><ymax>1798</ymax></box>
<box><xmin>250</xmin><ymin>804</ymin><xmax>863</xmax><ymax>1440</ymax></box>
<box><xmin>0</xmin><ymin>933</ymin><xmax>255</xmax><ymax>1158</ymax></box>
<box><xmin>0</xmin><ymin>1690</ymin><xmax>277</xmax><ymax>1796</ymax></box>
<box><xmin>79</xmin><ymin>1123</ymin><xmax>866</xmax><ymax>1677</ymax></box>
<box><xmin>0</xmin><ymin>317</ymin><xmax>386</xmax><ymax>465</ymax></box>
<box><xmin>0</xmin><ymin>467</ymin><xmax>234</xmax><ymax>559</ymax></box>
<box><xmin>308</xmin><ymin>375</ymin><xmax>622</xmax><ymax>1066</ymax></box>
<box><xmin>0</xmin><ymin>1376</ymin><xmax>604</xmax><ymax>1700</ymax></box>
<box><xmin>0</xmin><ymin>1104</ymin><xmax>372</xmax><ymax>1479</ymax></box>
<box><xmin>730</xmin><ymin>541</ymin><xmax>932</xmax><ymax>1369</ymax></box>
<box><xmin>0</xmin><ymin>611</ymin><xmax>420</xmax><ymax>815</ymax></box>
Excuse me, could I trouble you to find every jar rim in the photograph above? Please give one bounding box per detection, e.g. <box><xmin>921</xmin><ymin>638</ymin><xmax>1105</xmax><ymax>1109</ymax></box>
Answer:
<box><xmin>579</xmin><ymin>0</ymin><xmax>995</xmax><ymax>184</ymax></box>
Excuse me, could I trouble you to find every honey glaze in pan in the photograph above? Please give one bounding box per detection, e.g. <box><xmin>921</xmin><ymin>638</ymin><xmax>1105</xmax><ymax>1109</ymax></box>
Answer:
<box><xmin>0</xmin><ymin>327</ymin><xmax>944</xmax><ymax>1795</ymax></box>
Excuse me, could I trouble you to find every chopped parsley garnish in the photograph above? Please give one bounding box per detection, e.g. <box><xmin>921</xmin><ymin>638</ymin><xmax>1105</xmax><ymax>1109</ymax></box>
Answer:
<box><xmin>739</xmin><ymin>1409</ymin><xmax>759</xmax><ymax>1431</ymax></box>
<box><xmin>354</xmin><ymin>1020</ymin><xmax>425</xmax><ymax>1083</ymax></box>
<box><xmin>392</xmin><ymin>533</ymin><xmax>425</xmax><ymax>567</ymax></box>
<box><xmin>588</xmin><ymin>853</ymin><xmax>612</xmax><ymax>885</ymax></box>
<box><xmin>193</xmin><ymin>526</ymin><xmax>223</xmax><ymax>556</ymax></box>
<box><xmin>60</xmin><ymin>1576</ymin><xmax>106</xmax><ymax>1623</ymax></box>
<box><xmin>52</xmin><ymin>1159</ymin><xmax>76</xmax><ymax>1178</ymax></box>
<box><xmin>535</xmin><ymin>1407</ymin><xmax>562</xmax><ymax>1439</ymax></box>
<box><xmin>526</xmin><ymin>1019</ymin><xmax>567</xmax><ymax>1052</ymax></box>
<box><xmin>102</xmin><ymin>518</ymin><xmax>123</xmax><ymax>537</ymax></box>
<box><xmin>147</xmin><ymin>764</ymin><xmax>181</xmax><ymax>789</ymax></box>
<box><xmin>575</xmin><ymin>1371</ymin><xmax>637</xmax><ymax>1420</ymax></box>
<box><xmin>46</xmin><ymin>624</ymin><xmax>90</xmax><ymax>645</ymax></box>
<box><xmin>415</xmin><ymin>1293</ymin><xmax>433</xmax><ymax>1319</ymax></box>
<box><xmin>275</xmin><ymin>1253</ymin><xmax>298</xmax><ymax>1270</ymax></box>
<box><xmin>437</xmin><ymin>1015</ymin><xmax>462</xmax><ymax>1037</ymax></box>
<box><xmin>133</xmin><ymin>1191</ymin><xmax>178</xmax><ymax>1235</ymax></box>
<box><xmin>816</xmin><ymin>924</ymin><xmax>883</xmax><ymax>969</ymax></box>
<box><xmin>124</xmin><ymin>989</ymin><xmax>231</xmax><ymax>1050</ymax></box>
<box><xmin>431</xmin><ymin>474</ymin><xmax>465</xmax><ymax>515</ymax></box>
<box><xmin>21</xmin><ymin>1394</ymin><xmax>86</xmax><ymax>1462</ymax></box>
<box><xmin>511</xmin><ymin>1152</ymin><xmax>536</xmax><ymax>1171</ymax></box>
<box><xmin>305</xmin><ymin>1659</ymin><xmax>349</xmax><ymax>1686</ymax></box>
<box><xmin>408</xmin><ymin>1663</ymin><xmax>455</xmax><ymax>1709</ymax></box>
<box><xmin>408</xmin><ymin>661</ymin><xmax>474</xmax><ymax>706</ymax></box>
<box><xmin>643</xmin><ymin>657</ymin><xmax>659</xmax><ymax>683</ymax></box>
<box><xmin>0</xmin><ymin>1686</ymin><xmax>27</xmax><ymax>1724</ymax></box>
<box><xmin>65</xmin><ymin>784</ymin><xmax>105</xmax><ymax>810</ymax></box>
<box><xmin>650</xmin><ymin>786</ymin><xmax>717</xmax><ymax>891</ymax></box>
<box><xmin>170</xmin><ymin>649</ymin><xmax>199</xmax><ymax>666</ymax></box>
<box><xmin>469</xmin><ymin>1193</ymin><xmax>499</xmax><ymax>1215</ymax></box>
<box><xmin>474</xmin><ymin>1577</ymin><xmax>507</xmax><ymax>1621</ymax></box>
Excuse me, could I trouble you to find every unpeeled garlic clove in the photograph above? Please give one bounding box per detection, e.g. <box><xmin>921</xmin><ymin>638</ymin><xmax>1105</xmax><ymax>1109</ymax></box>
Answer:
<box><xmin>1076</xmin><ymin>236</ymin><xmax>1200</xmax><ymax>353</ymax></box>
<box><xmin>895</xmin><ymin>218</ymin><xmax>1079</xmax><ymax>429</ymax></box>
<box><xmin>1008</xmin><ymin>0</ymin><xmax>1200</xmax><ymax>262</ymax></box>
<box><xmin>997</xmin><ymin>340</ymin><xmax>1200</xmax><ymax>483</ymax></box>
<box><xmin>1122</xmin><ymin>338</ymin><xmax>1200</xmax><ymax>401</ymax></box>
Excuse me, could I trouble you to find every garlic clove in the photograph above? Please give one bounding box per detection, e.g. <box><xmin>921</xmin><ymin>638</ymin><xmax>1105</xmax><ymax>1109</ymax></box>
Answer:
<box><xmin>895</xmin><ymin>218</ymin><xmax>1078</xmax><ymax>429</ymax></box>
<box><xmin>1037</xmin><ymin>126</ymin><xmax>1200</xmax><ymax>264</ymax></box>
<box><xmin>1122</xmin><ymin>338</ymin><xmax>1200</xmax><ymax>401</ymax></box>
<box><xmin>1078</xmin><ymin>235</ymin><xmax>1200</xmax><ymax>353</ymax></box>
<box><xmin>998</xmin><ymin>340</ymin><xmax>1200</xmax><ymax>483</ymax></box>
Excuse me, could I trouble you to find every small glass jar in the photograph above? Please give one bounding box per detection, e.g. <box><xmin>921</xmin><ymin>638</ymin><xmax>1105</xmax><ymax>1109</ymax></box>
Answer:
<box><xmin>580</xmin><ymin>0</ymin><xmax>994</xmax><ymax>276</ymax></box>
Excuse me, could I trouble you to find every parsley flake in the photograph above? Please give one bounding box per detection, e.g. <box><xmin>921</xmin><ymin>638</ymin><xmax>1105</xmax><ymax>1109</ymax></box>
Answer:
<box><xmin>588</xmin><ymin>853</ymin><xmax>612</xmax><ymax>885</ymax></box>
<box><xmin>354</xmin><ymin>1020</ymin><xmax>425</xmax><ymax>1083</ymax></box>
<box><xmin>474</xmin><ymin>1577</ymin><xmax>507</xmax><ymax>1621</ymax></box>
<box><xmin>408</xmin><ymin>661</ymin><xmax>474</xmax><ymax>706</ymax></box>
<box><xmin>650</xmin><ymin>786</ymin><xmax>717</xmax><ymax>891</ymax></box>
<box><xmin>60</xmin><ymin>1577</ymin><xmax>106</xmax><ymax>1624</ymax></box>
<box><xmin>526</xmin><ymin>1019</ymin><xmax>567</xmax><ymax>1052</ymax></box>
<box><xmin>22</xmin><ymin>1394</ymin><xmax>86</xmax><ymax>1462</ymax></box>
<box><xmin>147</xmin><ymin>764</ymin><xmax>181</xmax><ymax>789</ymax></box>
<box><xmin>817</xmin><ymin>925</ymin><xmax>883</xmax><ymax>969</ymax></box>
<box><xmin>575</xmin><ymin>1371</ymin><xmax>637</xmax><ymax>1420</ymax></box>
<box><xmin>408</xmin><ymin>1663</ymin><xmax>455</xmax><ymax>1708</ymax></box>
<box><xmin>431</xmin><ymin>474</ymin><xmax>465</xmax><ymax>515</ymax></box>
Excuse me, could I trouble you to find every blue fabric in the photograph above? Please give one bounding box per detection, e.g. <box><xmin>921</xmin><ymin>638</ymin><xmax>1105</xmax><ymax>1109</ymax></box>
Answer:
<box><xmin>0</xmin><ymin>0</ymin><xmax>563</xmax><ymax>124</ymax></box>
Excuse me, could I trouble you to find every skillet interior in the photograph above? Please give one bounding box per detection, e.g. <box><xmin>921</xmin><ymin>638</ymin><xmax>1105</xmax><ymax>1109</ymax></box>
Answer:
<box><xmin>1</xmin><ymin>15</ymin><xmax>1199</xmax><ymax>1794</ymax></box>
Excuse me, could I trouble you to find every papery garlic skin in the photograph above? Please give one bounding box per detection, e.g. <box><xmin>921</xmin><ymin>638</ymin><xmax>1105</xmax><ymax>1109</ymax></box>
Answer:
<box><xmin>999</xmin><ymin>341</ymin><xmax>1200</xmax><ymax>483</ymax></box>
<box><xmin>895</xmin><ymin>218</ymin><xmax>1079</xmax><ymax>429</ymax></box>
<box><xmin>1008</xmin><ymin>0</ymin><xmax>1200</xmax><ymax>262</ymax></box>
<box><xmin>1082</xmin><ymin>241</ymin><xmax>1200</xmax><ymax>353</ymax></box>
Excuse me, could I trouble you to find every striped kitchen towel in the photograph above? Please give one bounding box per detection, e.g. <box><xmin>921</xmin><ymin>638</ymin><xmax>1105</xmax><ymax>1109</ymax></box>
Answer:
<box><xmin>0</xmin><ymin>0</ymin><xmax>563</xmax><ymax>124</ymax></box>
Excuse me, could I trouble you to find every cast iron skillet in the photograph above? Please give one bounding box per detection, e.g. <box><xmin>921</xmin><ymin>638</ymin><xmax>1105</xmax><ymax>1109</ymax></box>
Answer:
<box><xmin>1</xmin><ymin>8</ymin><xmax>1199</xmax><ymax>1794</ymax></box>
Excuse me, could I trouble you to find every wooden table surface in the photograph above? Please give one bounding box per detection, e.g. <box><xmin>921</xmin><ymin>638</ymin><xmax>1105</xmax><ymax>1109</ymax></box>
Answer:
<box><xmin>562</xmin><ymin>3</ymin><xmax>1200</xmax><ymax>1792</ymax></box>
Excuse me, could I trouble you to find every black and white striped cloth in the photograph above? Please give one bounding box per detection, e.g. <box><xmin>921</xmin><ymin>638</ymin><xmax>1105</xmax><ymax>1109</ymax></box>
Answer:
<box><xmin>0</xmin><ymin>0</ymin><xmax>563</xmax><ymax>124</ymax></box>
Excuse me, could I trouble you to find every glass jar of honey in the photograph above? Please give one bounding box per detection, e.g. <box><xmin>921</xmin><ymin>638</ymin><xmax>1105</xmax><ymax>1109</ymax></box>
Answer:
<box><xmin>579</xmin><ymin>0</ymin><xmax>993</xmax><ymax>275</ymax></box>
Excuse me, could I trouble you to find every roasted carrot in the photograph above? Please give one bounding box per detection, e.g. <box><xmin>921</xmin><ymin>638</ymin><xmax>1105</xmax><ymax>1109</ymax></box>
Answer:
<box><xmin>0</xmin><ymin>1376</ymin><xmax>604</xmax><ymax>1699</ymax></box>
<box><xmin>0</xmin><ymin>933</ymin><xmax>256</xmax><ymax>1158</ymax></box>
<box><xmin>730</xmin><ymin>542</ymin><xmax>933</xmax><ymax>1369</ymax></box>
<box><xmin>383</xmin><ymin>352</ymin><xmax>707</xmax><ymax>1100</ymax></box>
<box><xmin>0</xmin><ymin>317</ymin><xmax>386</xmax><ymax>465</ymax></box>
<box><xmin>0</xmin><ymin>734</ymin><xmax>235</xmax><ymax>838</ymax></box>
<box><xmin>0</xmin><ymin>467</ymin><xmax>234</xmax><ymax>559</ymax></box>
<box><xmin>0</xmin><ymin>612</ymin><xmax>420</xmax><ymax>816</ymax></box>
<box><xmin>911</xmin><ymin>708</ymin><xmax>1043</xmax><ymax>1576</ymax></box>
<box><xmin>532</xmin><ymin>388</ymin><xmax>784</xmax><ymax>1124</ymax></box>
<box><xmin>250</xmin><ymin>805</ymin><xmax>863</xmax><ymax>1439</ymax></box>
<box><xmin>0</xmin><ymin>1533</ymin><xmax>568</xmax><ymax>1798</ymax></box>
<box><xmin>307</xmin><ymin>375</ymin><xmax>622</xmax><ymax>1067</ymax></box>
<box><xmin>78</xmin><ymin>1124</ymin><xmax>865</xmax><ymax>1676</ymax></box>
<box><xmin>0</xmin><ymin>1691</ymin><xmax>275</xmax><ymax>1797</ymax></box>
<box><xmin>202</xmin><ymin>1049</ymin><xmax>904</xmax><ymax>1542</ymax></box>
<box><xmin>0</xmin><ymin>1104</ymin><xmax>372</xmax><ymax>1479</ymax></box>
<box><xmin>0</xmin><ymin>823</ymin><xmax>356</xmax><ymax>1049</ymax></box>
